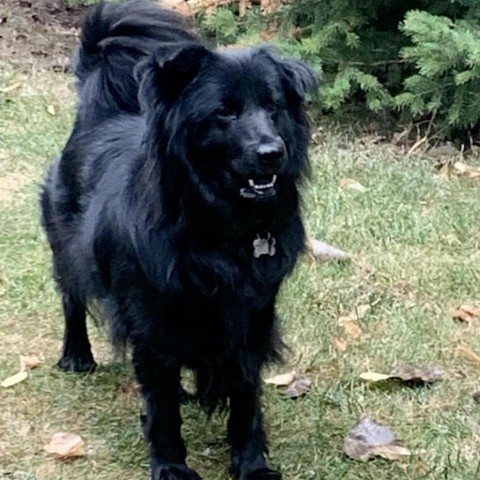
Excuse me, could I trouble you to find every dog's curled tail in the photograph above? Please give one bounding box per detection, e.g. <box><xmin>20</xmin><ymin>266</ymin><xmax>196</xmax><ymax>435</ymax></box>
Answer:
<box><xmin>74</xmin><ymin>0</ymin><xmax>198</xmax><ymax>121</ymax></box>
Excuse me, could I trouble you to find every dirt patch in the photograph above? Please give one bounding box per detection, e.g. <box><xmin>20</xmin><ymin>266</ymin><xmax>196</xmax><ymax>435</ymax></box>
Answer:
<box><xmin>0</xmin><ymin>0</ymin><xmax>87</xmax><ymax>71</ymax></box>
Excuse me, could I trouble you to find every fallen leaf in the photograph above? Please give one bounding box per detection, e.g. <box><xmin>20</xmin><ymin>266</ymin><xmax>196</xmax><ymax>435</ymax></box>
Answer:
<box><xmin>339</xmin><ymin>178</ymin><xmax>367</xmax><ymax>192</ymax></box>
<box><xmin>264</xmin><ymin>371</ymin><xmax>312</xmax><ymax>398</ymax></box>
<box><xmin>47</xmin><ymin>104</ymin><xmax>60</xmax><ymax>116</ymax></box>
<box><xmin>359</xmin><ymin>371</ymin><xmax>392</xmax><ymax>382</ymax></box>
<box><xmin>343</xmin><ymin>417</ymin><xmax>411</xmax><ymax>462</ymax></box>
<box><xmin>456</xmin><ymin>345</ymin><xmax>480</xmax><ymax>365</ymax></box>
<box><xmin>452</xmin><ymin>161</ymin><xmax>469</xmax><ymax>174</ymax></box>
<box><xmin>438</xmin><ymin>160</ymin><xmax>480</xmax><ymax>179</ymax></box>
<box><xmin>390</xmin><ymin>364</ymin><xmax>445</xmax><ymax>384</ymax></box>
<box><xmin>339</xmin><ymin>317</ymin><xmax>363</xmax><ymax>339</ymax></box>
<box><xmin>307</xmin><ymin>238</ymin><xmax>351</xmax><ymax>263</ymax></box>
<box><xmin>44</xmin><ymin>432</ymin><xmax>86</xmax><ymax>459</ymax></box>
<box><xmin>360</xmin><ymin>364</ymin><xmax>444</xmax><ymax>384</ymax></box>
<box><xmin>452</xmin><ymin>161</ymin><xmax>480</xmax><ymax>177</ymax></box>
<box><xmin>1</xmin><ymin>370</ymin><xmax>28</xmax><ymax>388</ymax></box>
<box><xmin>283</xmin><ymin>375</ymin><xmax>312</xmax><ymax>398</ymax></box>
<box><xmin>20</xmin><ymin>355</ymin><xmax>41</xmax><ymax>371</ymax></box>
<box><xmin>264</xmin><ymin>371</ymin><xmax>296</xmax><ymax>386</ymax></box>
<box><xmin>333</xmin><ymin>338</ymin><xmax>347</xmax><ymax>352</ymax></box>
<box><xmin>370</xmin><ymin>443</ymin><xmax>413</xmax><ymax>461</ymax></box>
<box><xmin>452</xmin><ymin>305</ymin><xmax>478</xmax><ymax>324</ymax></box>
<box><xmin>0</xmin><ymin>82</ymin><xmax>21</xmax><ymax>93</ymax></box>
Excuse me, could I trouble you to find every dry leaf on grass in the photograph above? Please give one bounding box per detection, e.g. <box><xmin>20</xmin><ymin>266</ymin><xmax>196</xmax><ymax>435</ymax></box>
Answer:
<box><xmin>339</xmin><ymin>178</ymin><xmax>367</xmax><ymax>192</ymax></box>
<box><xmin>283</xmin><ymin>376</ymin><xmax>312</xmax><ymax>398</ymax></box>
<box><xmin>44</xmin><ymin>432</ymin><xmax>86</xmax><ymax>459</ymax></box>
<box><xmin>333</xmin><ymin>338</ymin><xmax>348</xmax><ymax>352</ymax></box>
<box><xmin>264</xmin><ymin>371</ymin><xmax>296</xmax><ymax>386</ymax></box>
<box><xmin>337</xmin><ymin>305</ymin><xmax>370</xmax><ymax>341</ymax></box>
<box><xmin>390</xmin><ymin>364</ymin><xmax>445</xmax><ymax>383</ymax></box>
<box><xmin>1</xmin><ymin>370</ymin><xmax>28</xmax><ymax>388</ymax></box>
<box><xmin>307</xmin><ymin>238</ymin><xmax>351</xmax><ymax>263</ymax></box>
<box><xmin>456</xmin><ymin>345</ymin><xmax>480</xmax><ymax>365</ymax></box>
<box><xmin>47</xmin><ymin>104</ymin><xmax>60</xmax><ymax>116</ymax></box>
<box><xmin>20</xmin><ymin>355</ymin><xmax>41</xmax><ymax>371</ymax></box>
<box><xmin>452</xmin><ymin>305</ymin><xmax>479</xmax><ymax>324</ymax></box>
<box><xmin>343</xmin><ymin>417</ymin><xmax>411</xmax><ymax>462</ymax></box>
<box><xmin>339</xmin><ymin>317</ymin><xmax>363</xmax><ymax>339</ymax></box>
<box><xmin>452</xmin><ymin>161</ymin><xmax>480</xmax><ymax>179</ymax></box>
<box><xmin>0</xmin><ymin>82</ymin><xmax>22</xmax><ymax>93</ymax></box>
<box><xmin>1</xmin><ymin>354</ymin><xmax>42</xmax><ymax>388</ymax></box>
<box><xmin>359</xmin><ymin>372</ymin><xmax>391</xmax><ymax>382</ymax></box>
<box><xmin>438</xmin><ymin>161</ymin><xmax>480</xmax><ymax>180</ymax></box>
<box><xmin>360</xmin><ymin>363</ymin><xmax>444</xmax><ymax>385</ymax></box>
<box><xmin>264</xmin><ymin>371</ymin><xmax>311</xmax><ymax>398</ymax></box>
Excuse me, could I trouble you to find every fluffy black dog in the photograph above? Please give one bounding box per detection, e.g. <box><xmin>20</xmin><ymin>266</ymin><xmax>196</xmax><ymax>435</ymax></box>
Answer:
<box><xmin>40</xmin><ymin>1</ymin><xmax>317</xmax><ymax>479</ymax></box>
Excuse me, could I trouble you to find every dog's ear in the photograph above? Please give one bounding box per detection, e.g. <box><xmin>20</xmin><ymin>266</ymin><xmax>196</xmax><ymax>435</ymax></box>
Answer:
<box><xmin>137</xmin><ymin>43</ymin><xmax>213</xmax><ymax>106</ymax></box>
<box><xmin>157</xmin><ymin>44</ymin><xmax>213</xmax><ymax>101</ymax></box>
<box><xmin>279</xmin><ymin>58</ymin><xmax>318</xmax><ymax>100</ymax></box>
<box><xmin>256</xmin><ymin>47</ymin><xmax>318</xmax><ymax>100</ymax></box>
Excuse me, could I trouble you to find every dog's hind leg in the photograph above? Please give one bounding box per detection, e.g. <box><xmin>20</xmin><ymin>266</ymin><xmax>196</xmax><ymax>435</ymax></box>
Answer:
<box><xmin>58</xmin><ymin>293</ymin><xmax>97</xmax><ymax>373</ymax></box>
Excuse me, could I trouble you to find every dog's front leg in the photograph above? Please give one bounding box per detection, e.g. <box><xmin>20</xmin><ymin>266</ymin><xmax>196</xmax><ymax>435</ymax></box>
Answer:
<box><xmin>228</xmin><ymin>375</ymin><xmax>281</xmax><ymax>480</ymax></box>
<box><xmin>133</xmin><ymin>347</ymin><xmax>202</xmax><ymax>480</ymax></box>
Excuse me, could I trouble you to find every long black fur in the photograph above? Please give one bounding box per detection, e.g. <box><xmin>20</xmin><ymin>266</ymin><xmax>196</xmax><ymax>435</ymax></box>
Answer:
<box><xmin>40</xmin><ymin>1</ymin><xmax>317</xmax><ymax>479</ymax></box>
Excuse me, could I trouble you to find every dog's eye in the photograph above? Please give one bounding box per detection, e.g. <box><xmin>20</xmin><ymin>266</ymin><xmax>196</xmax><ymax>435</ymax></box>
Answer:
<box><xmin>215</xmin><ymin>108</ymin><xmax>237</xmax><ymax>121</ymax></box>
<box><xmin>266</xmin><ymin>100</ymin><xmax>283</xmax><ymax>116</ymax></box>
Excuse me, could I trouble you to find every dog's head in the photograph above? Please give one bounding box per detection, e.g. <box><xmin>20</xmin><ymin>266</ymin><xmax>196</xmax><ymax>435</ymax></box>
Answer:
<box><xmin>139</xmin><ymin>43</ymin><xmax>318</xmax><ymax>203</ymax></box>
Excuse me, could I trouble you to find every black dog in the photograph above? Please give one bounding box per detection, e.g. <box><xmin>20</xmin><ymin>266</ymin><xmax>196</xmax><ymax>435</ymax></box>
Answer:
<box><xmin>40</xmin><ymin>1</ymin><xmax>317</xmax><ymax>478</ymax></box>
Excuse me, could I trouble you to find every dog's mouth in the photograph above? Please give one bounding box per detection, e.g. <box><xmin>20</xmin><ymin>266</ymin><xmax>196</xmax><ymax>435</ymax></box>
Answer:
<box><xmin>239</xmin><ymin>174</ymin><xmax>277</xmax><ymax>199</ymax></box>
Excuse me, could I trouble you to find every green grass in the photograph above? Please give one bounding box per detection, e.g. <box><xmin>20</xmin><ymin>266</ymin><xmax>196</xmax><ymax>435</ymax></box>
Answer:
<box><xmin>1</xmin><ymin>69</ymin><xmax>480</xmax><ymax>480</ymax></box>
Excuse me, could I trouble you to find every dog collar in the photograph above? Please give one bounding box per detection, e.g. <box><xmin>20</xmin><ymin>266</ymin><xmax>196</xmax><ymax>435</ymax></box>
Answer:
<box><xmin>253</xmin><ymin>233</ymin><xmax>276</xmax><ymax>258</ymax></box>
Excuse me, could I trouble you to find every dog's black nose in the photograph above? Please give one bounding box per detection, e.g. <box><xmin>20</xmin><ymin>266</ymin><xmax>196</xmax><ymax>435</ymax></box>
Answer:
<box><xmin>257</xmin><ymin>139</ymin><xmax>285</xmax><ymax>164</ymax></box>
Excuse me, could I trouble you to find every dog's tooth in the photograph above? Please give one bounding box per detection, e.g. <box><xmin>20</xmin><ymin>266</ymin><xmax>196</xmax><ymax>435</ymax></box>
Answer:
<box><xmin>272</xmin><ymin>174</ymin><xmax>277</xmax><ymax>185</ymax></box>
<box><xmin>248</xmin><ymin>179</ymin><xmax>255</xmax><ymax>187</ymax></box>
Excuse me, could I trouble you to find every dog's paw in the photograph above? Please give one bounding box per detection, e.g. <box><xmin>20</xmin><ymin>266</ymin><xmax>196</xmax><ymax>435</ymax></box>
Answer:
<box><xmin>238</xmin><ymin>468</ymin><xmax>282</xmax><ymax>480</ymax></box>
<box><xmin>152</xmin><ymin>463</ymin><xmax>202</xmax><ymax>480</ymax></box>
<box><xmin>58</xmin><ymin>354</ymin><xmax>97</xmax><ymax>373</ymax></box>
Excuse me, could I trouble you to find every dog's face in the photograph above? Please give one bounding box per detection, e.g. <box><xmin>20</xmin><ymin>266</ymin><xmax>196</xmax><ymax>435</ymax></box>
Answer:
<box><xmin>140</xmin><ymin>44</ymin><xmax>317</xmax><ymax>203</ymax></box>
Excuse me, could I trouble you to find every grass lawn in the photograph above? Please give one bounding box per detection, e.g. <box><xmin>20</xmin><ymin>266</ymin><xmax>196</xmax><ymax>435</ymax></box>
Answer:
<box><xmin>1</xmin><ymin>67</ymin><xmax>480</xmax><ymax>480</ymax></box>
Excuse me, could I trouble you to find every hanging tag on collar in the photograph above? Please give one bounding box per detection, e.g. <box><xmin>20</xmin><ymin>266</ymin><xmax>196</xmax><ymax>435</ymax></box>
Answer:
<box><xmin>253</xmin><ymin>233</ymin><xmax>276</xmax><ymax>258</ymax></box>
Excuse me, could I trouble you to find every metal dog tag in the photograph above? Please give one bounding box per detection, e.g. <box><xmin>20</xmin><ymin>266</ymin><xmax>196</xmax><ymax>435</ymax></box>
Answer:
<box><xmin>253</xmin><ymin>234</ymin><xmax>276</xmax><ymax>258</ymax></box>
